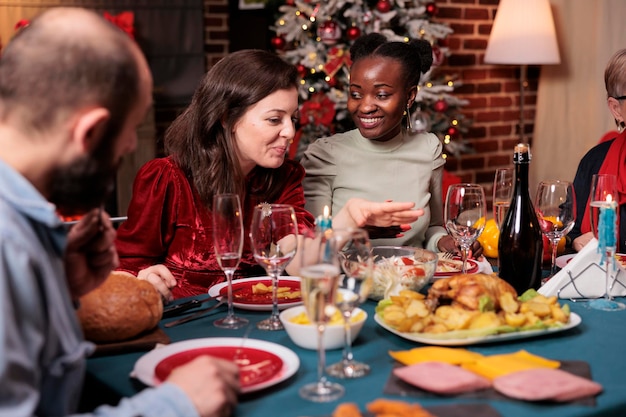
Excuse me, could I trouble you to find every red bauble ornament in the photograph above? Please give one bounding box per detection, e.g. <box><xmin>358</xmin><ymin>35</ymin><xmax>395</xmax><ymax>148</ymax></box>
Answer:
<box><xmin>347</xmin><ymin>26</ymin><xmax>361</xmax><ymax>41</ymax></box>
<box><xmin>271</xmin><ymin>36</ymin><xmax>286</xmax><ymax>50</ymax></box>
<box><xmin>327</xmin><ymin>76</ymin><xmax>337</xmax><ymax>87</ymax></box>
<box><xmin>296</xmin><ymin>64</ymin><xmax>307</xmax><ymax>78</ymax></box>
<box><xmin>433</xmin><ymin>99</ymin><xmax>448</xmax><ymax>112</ymax></box>
<box><xmin>376</xmin><ymin>0</ymin><xmax>392</xmax><ymax>13</ymax></box>
<box><xmin>317</xmin><ymin>20</ymin><xmax>342</xmax><ymax>45</ymax></box>
<box><xmin>426</xmin><ymin>2</ymin><xmax>438</xmax><ymax>16</ymax></box>
<box><xmin>447</xmin><ymin>126</ymin><xmax>459</xmax><ymax>137</ymax></box>
<box><xmin>432</xmin><ymin>45</ymin><xmax>444</xmax><ymax>66</ymax></box>
<box><xmin>285</xmin><ymin>0</ymin><xmax>295</xmax><ymax>5</ymax></box>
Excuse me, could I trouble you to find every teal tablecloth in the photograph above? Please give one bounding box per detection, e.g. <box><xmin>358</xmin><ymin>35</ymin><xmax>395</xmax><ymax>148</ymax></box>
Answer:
<box><xmin>86</xmin><ymin>297</ymin><xmax>626</xmax><ymax>417</ymax></box>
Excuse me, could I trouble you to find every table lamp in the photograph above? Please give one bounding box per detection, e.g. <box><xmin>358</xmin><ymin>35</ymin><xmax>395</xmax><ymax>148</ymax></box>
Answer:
<box><xmin>484</xmin><ymin>0</ymin><xmax>560</xmax><ymax>143</ymax></box>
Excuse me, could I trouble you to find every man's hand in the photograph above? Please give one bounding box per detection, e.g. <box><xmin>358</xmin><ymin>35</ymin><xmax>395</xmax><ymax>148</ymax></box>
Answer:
<box><xmin>167</xmin><ymin>356</ymin><xmax>240</xmax><ymax>417</ymax></box>
<box><xmin>573</xmin><ymin>231</ymin><xmax>594</xmax><ymax>252</ymax></box>
<box><xmin>64</xmin><ymin>208</ymin><xmax>118</xmax><ymax>299</ymax></box>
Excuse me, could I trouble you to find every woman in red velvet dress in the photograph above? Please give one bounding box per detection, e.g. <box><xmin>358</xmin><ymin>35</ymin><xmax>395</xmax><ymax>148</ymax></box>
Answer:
<box><xmin>115</xmin><ymin>50</ymin><xmax>423</xmax><ymax>300</ymax></box>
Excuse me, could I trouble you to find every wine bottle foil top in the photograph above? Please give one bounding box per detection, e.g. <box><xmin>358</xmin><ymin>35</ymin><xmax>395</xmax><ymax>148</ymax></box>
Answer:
<box><xmin>513</xmin><ymin>143</ymin><xmax>532</xmax><ymax>163</ymax></box>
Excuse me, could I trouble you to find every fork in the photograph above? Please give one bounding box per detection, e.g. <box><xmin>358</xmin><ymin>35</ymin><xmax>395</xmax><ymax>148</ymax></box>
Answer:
<box><xmin>441</xmin><ymin>250</ymin><xmax>456</xmax><ymax>259</ymax></box>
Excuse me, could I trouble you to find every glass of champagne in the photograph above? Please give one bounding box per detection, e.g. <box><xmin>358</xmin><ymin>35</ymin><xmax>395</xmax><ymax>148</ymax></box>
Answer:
<box><xmin>298</xmin><ymin>228</ymin><xmax>344</xmax><ymax>402</ymax></box>
<box><xmin>212</xmin><ymin>194</ymin><xmax>248</xmax><ymax>329</ymax></box>
<box><xmin>493</xmin><ymin>167</ymin><xmax>514</xmax><ymax>229</ymax></box>
<box><xmin>326</xmin><ymin>228</ymin><xmax>373</xmax><ymax>379</ymax></box>
<box><xmin>250</xmin><ymin>204</ymin><xmax>298</xmax><ymax>330</ymax></box>
<box><xmin>445</xmin><ymin>184</ymin><xmax>486</xmax><ymax>273</ymax></box>
<box><xmin>589</xmin><ymin>174</ymin><xmax>626</xmax><ymax>311</ymax></box>
<box><xmin>534</xmin><ymin>180</ymin><xmax>576</xmax><ymax>279</ymax></box>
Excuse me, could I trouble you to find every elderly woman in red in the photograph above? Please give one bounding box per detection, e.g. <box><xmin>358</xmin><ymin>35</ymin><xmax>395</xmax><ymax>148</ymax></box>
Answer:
<box><xmin>115</xmin><ymin>50</ymin><xmax>422</xmax><ymax>301</ymax></box>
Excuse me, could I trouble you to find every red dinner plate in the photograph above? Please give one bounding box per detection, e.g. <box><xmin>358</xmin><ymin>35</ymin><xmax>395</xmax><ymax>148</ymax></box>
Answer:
<box><xmin>435</xmin><ymin>258</ymin><xmax>479</xmax><ymax>277</ymax></box>
<box><xmin>155</xmin><ymin>346</ymin><xmax>283</xmax><ymax>388</ymax></box>
<box><xmin>133</xmin><ymin>338</ymin><xmax>300</xmax><ymax>394</ymax></box>
<box><xmin>208</xmin><ymin>277</ymin><xmax>302</xmax><ymax>311</ymax></box>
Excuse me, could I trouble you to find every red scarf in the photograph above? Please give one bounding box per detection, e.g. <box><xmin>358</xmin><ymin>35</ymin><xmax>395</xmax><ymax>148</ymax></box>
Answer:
<box><xmin>581</xmin><ymin>131</ymin><xmax>626</xmax><ymax>233</ymax></box>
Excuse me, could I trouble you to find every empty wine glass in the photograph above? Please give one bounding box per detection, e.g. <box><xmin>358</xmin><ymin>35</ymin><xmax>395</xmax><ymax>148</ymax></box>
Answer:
<box><xmin>326</xmin><ymin>228</ymin><xmax>373</xmax><ymax>379</ymax></box>
<box><xmin>534</xmin><ymin>180</ymin><xmax>576</xmax><ymax>280</ymax></box>
<box><xmin>493</xmin><ymin>167</ymin><xmax>514</xmax><ymax>229</ymax></box>
<box><xmin>444</xmin><ymin>184</ymin><xmax>486</xmax><ymax>273</ymax></box>
<box><xmin>212</xmin><ymin>194</ymin><xmax>248</xmax><ymax>329</ymax></box>
<box><xmin>589</xmin><ymin>174</ymin><xmax>626</xmax><ymax>311</ymax></box>
<box><xmin>298</xmin><ymin>228</ymin><xmax>344</xmax><ymax>402</ymax></box>
<box><xmin>250</xmin><ymin>204</ymin><xmax>298</xmax><ymax>330</ymax></box>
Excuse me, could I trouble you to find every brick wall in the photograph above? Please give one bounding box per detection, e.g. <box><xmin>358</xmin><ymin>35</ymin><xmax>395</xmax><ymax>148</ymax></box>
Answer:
<box><xmin>436</xmin><ymin>0</ymin><xmax>539</xmax><ymax>199</ymax></box>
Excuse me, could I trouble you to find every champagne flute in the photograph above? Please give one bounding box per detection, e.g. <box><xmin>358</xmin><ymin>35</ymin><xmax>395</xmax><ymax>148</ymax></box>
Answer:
<box><xmin>534</xmin><ymin>180</ymin><xmax>576</xmax><ymax>279</ymax></box>
<box><xmin>589</xmin><ymin>174</ymin><xmax>626</xmax><ymax>311</ymax></box>
<box><xmin>326</xmin><ymin>228</ymin><xmax>373</xmax><ymax>379</ymax></box>
<box><xmin>212</xmin><ymin>194</ymin><xmax>248</xmax><ymax>329</ymax></box>
<box><xmin>299</xmin><ymin>228</ymin><xmax>344</xmax><ymax>402</ymax></box>
<box><xmin>444</xmin><ymin>184</ymin><xmax>486</xmax><ymax>273</ymax></box>
<box><xmin>493</xmin><ymin>167</ymin><xmax>514</xmax><ymax>229</ymax></box>
<box><xmin>250</xmin><ymin>204</ymin><xmax>298</xmax><ymax>330</ymax></box>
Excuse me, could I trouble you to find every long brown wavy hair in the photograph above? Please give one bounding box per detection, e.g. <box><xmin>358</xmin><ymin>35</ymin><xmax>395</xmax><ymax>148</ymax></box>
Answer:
<box><xmin>164</xmin><ymin>49</ymin><xmax>299</xmax><ymax>209</ymax></box>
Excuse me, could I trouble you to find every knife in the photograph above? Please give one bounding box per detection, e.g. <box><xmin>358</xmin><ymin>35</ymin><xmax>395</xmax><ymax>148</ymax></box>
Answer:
<box><xmin>164</xmin><ymin>299</ymin><xmax>227</xmax><ymax>328</ymax></box>
<box><xmin>162</xmin><ymin>286</ymin><xmax>245</xmax><ymax>318</ymax></box>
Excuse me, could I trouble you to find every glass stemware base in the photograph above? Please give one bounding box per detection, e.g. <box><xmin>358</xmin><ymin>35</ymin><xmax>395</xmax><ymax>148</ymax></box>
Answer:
<box><xmin>214</xmin><ymin>315</ymin><xmax>249</xmax><ymax>329</ymax></box>
<box><xmin>298</xmin><ymin>380</ymin><xmax>344</xmax><ymax>402</ymax></box>
<box><xmin>256</xmin><ymin>316</ymin><xmax>283</xmax><ymax>331</ymax></box>
<box><xmin>326</xmin><ymin>360</ymin><xmax>370</xmax><ymax>379</ymax></box>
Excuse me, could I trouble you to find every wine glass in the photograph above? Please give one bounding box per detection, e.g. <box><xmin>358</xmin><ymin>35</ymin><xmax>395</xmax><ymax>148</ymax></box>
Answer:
<box><xmin>444</xmin><ymin>184</ymin><xmax>486</xmax><ymax>273</ymax></box>
<box><xmin>298</xmin><ymin>228</ymin><xmax>344</xmax><ymax>402</ymax></box>
<box><xmin>212</xmin><ymin>194</ymin><xmax>248</xmax><ymax>329</ymax></box>
<box><xmin>493</xmin><ymin>167</ymin><xmax>514</xmax><ymax>229</ymax></box>
<box><xmin>534</xmin><ymin>180</ymin><xmax>576</xmax><ymax>279</ymax></box>
<box><xmin>250</xmin><ymin>204</ymin><xmax>298</xmax><ymax>330</ymax></box>
<box><xmin>326</xmin><ymin>228</ymin><xmax>373</xmax><ymax>379</ymax></box>
<box><xmin>588</xmin><ymin>174</ymin><xmax>626</xmax><ymax>311</ymax></box>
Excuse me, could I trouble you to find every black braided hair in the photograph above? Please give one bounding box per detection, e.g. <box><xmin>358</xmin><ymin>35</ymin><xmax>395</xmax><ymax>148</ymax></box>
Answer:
<box><xmin>349</xmin><ymin>32</ymin><xmax>433</xmax><ymax>88</ymax></box>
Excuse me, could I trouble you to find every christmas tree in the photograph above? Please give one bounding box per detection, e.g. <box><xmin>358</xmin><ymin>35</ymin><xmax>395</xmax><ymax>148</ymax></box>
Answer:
<box><xmin>269</xmin><ymin>0</ymin><xmax>470</xmax><ymax>160</ymax></box>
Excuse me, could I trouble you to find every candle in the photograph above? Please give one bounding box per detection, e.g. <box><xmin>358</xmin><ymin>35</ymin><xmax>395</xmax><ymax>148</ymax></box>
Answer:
<box><xmin>316</xmin><ymin>205</ymin><xmax>332</xmax><ymax>231</ymax></box>
<box><xmin>598</xmin><ymin>197</ymin><xmax>617</xmax><ymax>251</ymax></box>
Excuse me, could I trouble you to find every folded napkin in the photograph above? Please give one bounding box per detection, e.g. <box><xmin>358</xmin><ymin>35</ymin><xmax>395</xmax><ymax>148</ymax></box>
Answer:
<box><xmin>539</xmin><ymin>238</ymin><xmax>626</xmax><ymax>299</ymax></box>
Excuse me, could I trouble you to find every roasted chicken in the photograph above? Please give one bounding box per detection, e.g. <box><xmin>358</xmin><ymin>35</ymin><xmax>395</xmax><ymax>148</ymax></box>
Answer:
<box><xmin>427</xmin><ymin>273</ymin><xmax>517</xmax><ymax>311</ymax></box>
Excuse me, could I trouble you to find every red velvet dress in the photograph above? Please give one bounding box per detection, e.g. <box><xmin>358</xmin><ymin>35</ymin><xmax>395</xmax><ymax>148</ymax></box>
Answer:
<box><xmin>115</xmin><ymin>157</ymin><xmax>315</xmax><ymax>299</ymax></box>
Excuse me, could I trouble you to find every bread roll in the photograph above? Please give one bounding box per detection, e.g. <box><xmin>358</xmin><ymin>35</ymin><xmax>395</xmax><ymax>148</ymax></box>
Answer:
<box><xmin>77</xmin><ymin>272</ymin><xmax>163</xmax><ymax>343</ymax></box>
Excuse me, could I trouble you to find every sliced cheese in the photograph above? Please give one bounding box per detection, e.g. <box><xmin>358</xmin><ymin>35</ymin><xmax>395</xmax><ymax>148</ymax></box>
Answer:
<box><xmin>461</xmin><ymin>350</ymin><xmax>560</xmax><ymax>380</ymax></box>
<box><xmin>389</xmin><ymin>346</ymin><xmax>484</xmax><ymax>365</ymax></box>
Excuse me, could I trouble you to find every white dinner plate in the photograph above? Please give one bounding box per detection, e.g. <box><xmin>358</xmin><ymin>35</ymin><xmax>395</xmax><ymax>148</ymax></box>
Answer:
<box><xmin>132</xmin><ymin>337</ymin><xmax>300</xmax><ymax>394</ymax></box>
<box><xmin>208</xmin><ymin>276</ymin><xmax>302</xmax><ymax>311</ymax></box>
<box><xmin>374</xmin><ymin>312</ymin><xmax>581</xmax><ymax>347</ymax></box>
<box><xmin>556</xmin><ymin>254</ymin><xmax>576</xmax><ymax>269</ymax></box>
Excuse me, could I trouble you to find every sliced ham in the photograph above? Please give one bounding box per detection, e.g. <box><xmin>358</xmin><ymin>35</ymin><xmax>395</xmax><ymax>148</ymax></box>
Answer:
<box><xmin>493</xmin><ymin>368</ymin><xmax>603</xmax><ymax>402</ymax></box>
<box><xmin>393</xmin><ymin>361</ymin><xmax>492</xmax><ymax>395</ymax></box>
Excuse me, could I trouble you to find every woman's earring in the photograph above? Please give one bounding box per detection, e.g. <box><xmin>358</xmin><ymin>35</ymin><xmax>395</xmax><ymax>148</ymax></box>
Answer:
<box><xmin>405</xmin><ymin>106</ymin><xmax>412</xmax><ymax>130</ymax></box>
<box><xmin>619</xmin><ymin>120</ymin><xmax>625</xmax><ymax>133</ymax></box>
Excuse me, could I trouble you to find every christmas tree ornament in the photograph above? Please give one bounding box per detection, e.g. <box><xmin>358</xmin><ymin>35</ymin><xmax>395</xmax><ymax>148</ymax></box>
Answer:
<box><xmin>347</xmin><ymin>25</ymin><xmax>361</xmax><ymax>41</ymax></box>
<box><xmin>317</xmin><ymin>20</ymin><xmax>342</xmax><ymax>45</ymax></box>
<box><xmin>286</xmin><ymin>0</ymin><xmax>295</xmax><ymax>5</ymax></box>
<box><xmin>376</xmin><ymin>0</ymin><xmax>392</xmax><ymax>13</ymax></box>
<box><xmin>433</xmin><ymin>99</ymin><xmax>449</xmax><ymax>113</ymax></box>
<box><xmin>271</xmin><ymin>35</ymin><xmax>286</xmax><ymax>50</ymax></box>
<box><xmin>411</xmin><ymin>110</ymin><xmax>431</xmax><ymax>133</ymax></box>
<box><xmin>432</xmin><ymin>45</ymin><xmax>445</xmax><ymax>66</ymax></box>
<box><xmin>296</xmin><ymin>64</ymin><xmax>308</xmax><ymax>78</ymax></box>
<box><xmin>426</xmin><ymin>2</ymin><xmax>438</xmax><ymax>16</ymax></box>
<box><xmin>447</xmin><ymin>126</ymin><xmax>459</xmax><ymax>138</ymax></box>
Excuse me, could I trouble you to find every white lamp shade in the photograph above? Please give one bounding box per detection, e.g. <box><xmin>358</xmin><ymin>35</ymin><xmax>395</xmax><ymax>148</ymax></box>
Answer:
<box><xmin>485</xmin><ymin>0</ymin><xmax>560</xmax><ymax>65</ymax></box>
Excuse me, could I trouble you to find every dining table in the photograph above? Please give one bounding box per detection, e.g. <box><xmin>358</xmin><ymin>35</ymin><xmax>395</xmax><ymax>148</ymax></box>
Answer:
<box><xmin>85</xmin><ymin>279</ymin><xmax>626</xmax><ymax>417</ymax></box>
